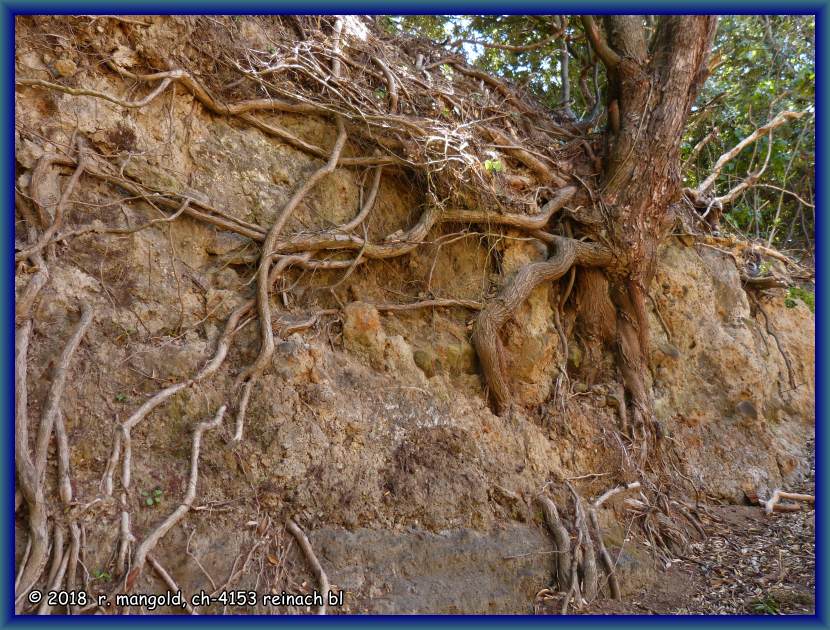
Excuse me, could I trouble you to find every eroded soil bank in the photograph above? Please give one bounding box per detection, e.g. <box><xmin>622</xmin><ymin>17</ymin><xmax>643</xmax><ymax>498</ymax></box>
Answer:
<box><xmin>14</xmin><ymin>15</ymin><xmax>814</xmax><ymax>614</ymax></box>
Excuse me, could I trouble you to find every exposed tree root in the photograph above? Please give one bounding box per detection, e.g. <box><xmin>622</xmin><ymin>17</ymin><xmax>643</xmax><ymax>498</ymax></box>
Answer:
<box><xmin>764</xmin><ymin>489</ymin><xmax>814</xmax><ymax>514</ymax></box>
<box><xmin>373</xmin><ymin>298</ymin><xmax>483</xmax><ymax>312</ymax></box>
<box><xmin>537</xmin><ymin>496</ymin><xmax>572</xmax><ymax>592</ymax></box>
<box><xmin>539</xmin><ymin>480</ymin><xmax>649</xmax><ymax>609</ymax></box>
<box><xmin>54</xmin><ymin>409</ymin><xmax>83</xmax><ymax>613</ymax></box>
<box><xmin>750</xmin><ymin>293</ymin><xmax>798</xmax><ymax>391</ymax></box>
<box><xmin>286</xmin><ymin>519</ymin><xmax>330</xmax><ymax>615</ymax></box>
<box><xmin>15</xmin><ymin>298</ymin><xmax>94</xmax><ymax>612</ymax></box>
<box><xmin>125</xmin><ymin>405</ymin><xmax>226</xmax><ymax>591</ymax></box>
<box><xmin>148</xmin><ymin>555</ymin><xmax>198</xmax><ymax>614</ymax></box>
<box><xmin>473</xmin><ymin>229</ymin><xmax>613</xmax><ymax>413</ymax></box>
<box><xmin>16</xmin><ymin>150</ymin><xmax>89</xmax><ymax>263</ymax></box>
<box><xmin>34</xmin><ymin>305</ymin><xmax>95</xmax><ymax>484</ymax></box>
<box><xmin>569</xmin><ymin>485</ymin><xmax>598</xmax><ymax>602</ymax></box>
<box><xmin>561</xmin><ymin>525</ymin><xmax>584</xmax><ymax>614</ymax></box>
<box><xmin>245</xmin><ymin>117</ymin><xmax>347</xmax><ymax>385</ymax></box>
<box><xmin>589</xmin><ymin>481</ymin><xmax>641</xmax><ymax>600</ymax></box>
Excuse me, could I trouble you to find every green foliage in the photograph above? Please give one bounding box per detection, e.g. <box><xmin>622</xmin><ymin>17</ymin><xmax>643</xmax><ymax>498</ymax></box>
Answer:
<box><xmin>751</xmin><ymin>595</ymin><xmax>781</xmax><ymax>615</ymax></box>
<box><xmin>785</xmin><ymin>286</ymin><xmax>815</xmax><ymax>312</ymax></box>
<box><xmin>483</xmin><ymin>158</ymin><xmax>504</xmax><ymax>173</ymax></box>
<box><xmin>141</xmin><ymin>487</ymin><xmax>164</xmax><ymax>507</ymax></box>
<box><xmin>683</xmin><ymin>16</ymin><xmax>814</xmax><ymax>252</ymax></box>
<box><xmin>393</xmin><ymin>15</ymin><xmax>814</xmax><ymax>254</ymax></box>
<box><xmin>114</xmin><ymin>393</ymin><xmax>128</xmax><ymax>403</ymax></box>
<box><xmin>93</xmin><ymin>569</ymin><xmax>112</xmax><ymax>582</ymax></box>
<box><xmin>392</xmin><ymin>15</ymin><xmax>589</xmax><ymax>112</ymax></box>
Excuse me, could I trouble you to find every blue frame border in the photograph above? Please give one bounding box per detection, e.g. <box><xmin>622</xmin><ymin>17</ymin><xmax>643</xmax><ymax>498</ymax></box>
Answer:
<box><xmin>3</xmin><ymin>2</ymin><xmax>826</xmax><ymax>628</ymax></box>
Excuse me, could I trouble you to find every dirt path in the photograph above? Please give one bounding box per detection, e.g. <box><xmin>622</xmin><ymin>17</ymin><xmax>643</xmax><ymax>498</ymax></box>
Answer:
<box><xmin>583</xmin><ymin>502</ymin><xmax>814</xmax><ymax>615</ymax></box>
<box><xmin>580</xmin><ymin>448</ymin><xmax>815</xmax><ymax>615</ymax></box>
<box><xmin>532</xmin><ymin>441</ymin><xmax>816</xmax><ymax>617</ymax></box>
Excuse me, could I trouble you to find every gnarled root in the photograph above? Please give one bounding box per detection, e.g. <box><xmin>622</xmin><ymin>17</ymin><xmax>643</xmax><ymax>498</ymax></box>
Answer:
<box><xmin>537</xmin><ymin>496</ymin><xmax>572</xmax><ymax>592</ymax></box>
<box><xmin>124</xmin><ymin>405</ymin><xmax>226</xmax><ymax>592</ymax></box>
<box><xmin>473</xmin><ymin>224</ymin><xmax>612</xmax><ymax>413</ymax></box>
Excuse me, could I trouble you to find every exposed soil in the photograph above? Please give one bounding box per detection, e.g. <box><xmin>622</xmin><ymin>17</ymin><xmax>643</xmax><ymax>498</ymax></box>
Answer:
<box><xmin>13</xmin><ymin>15</ymin><xmax>815</xmax><ymax>616</ymax></box>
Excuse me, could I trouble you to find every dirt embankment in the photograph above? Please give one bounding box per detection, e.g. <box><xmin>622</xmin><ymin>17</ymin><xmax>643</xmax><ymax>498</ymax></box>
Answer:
<box><xmin>14</xmin><ymin>15</ymin><xmax>814</xmax><ymax>614</ymax></box>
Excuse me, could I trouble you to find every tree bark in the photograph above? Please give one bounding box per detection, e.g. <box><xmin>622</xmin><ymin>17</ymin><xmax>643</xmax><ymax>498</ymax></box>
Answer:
<box><xmin>587</xmin><ymin>16</ymin><xmax>717</xmax><ymax>441</ymax></box>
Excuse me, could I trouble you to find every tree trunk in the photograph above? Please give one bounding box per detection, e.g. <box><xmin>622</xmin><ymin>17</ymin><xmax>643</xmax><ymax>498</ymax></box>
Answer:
<box><xmin>588</xmin><ymin>15</ymin><xmax>717</xmax><ymax>446</ymax></box>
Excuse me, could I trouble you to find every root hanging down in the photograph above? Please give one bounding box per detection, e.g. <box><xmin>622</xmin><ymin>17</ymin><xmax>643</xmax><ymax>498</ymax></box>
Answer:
<box><xmin>286</xmin><ymin>519</ymin><xmax>330</xmax><ymax>615</ymax></box>
<box><xmin>539</xmin><ymin>481</ymin><xmax>642</xmax><ymax>610</ymax></box>
<box><xmin>15</xmin><ymin>303</ymin><xmax>94</xmax><ymax>612</ymax></box>
<box><xmin>589</xmin><ymin>481</ymin><xmax>641</xmax><ymax>601</ymax></box>
<box><xmin>125</xmin><ymin>405</ymin><xmax>226</xmax><ymax>592</ymax></box>
<box><xmin>537</xmin><ymin>496</ymin><xmax>572</xmax><ymax>592</ymax></box>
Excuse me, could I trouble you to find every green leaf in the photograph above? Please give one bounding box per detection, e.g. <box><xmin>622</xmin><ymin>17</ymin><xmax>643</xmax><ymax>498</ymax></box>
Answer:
<box><xmin>484</xmin><ymin>158</ymin><xmax>503</xmax><ymax>173</ymax></box>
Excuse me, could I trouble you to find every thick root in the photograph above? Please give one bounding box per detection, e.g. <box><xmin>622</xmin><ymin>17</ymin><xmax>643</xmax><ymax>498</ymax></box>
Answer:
<box><xmin>537</xmin><ymin>496</ymin><xmax>572</xmax><ymax>592</ymax></box>
<box><xmin>473</xmin><ymin>229</ymin><xmax>612</xmax><ymax>413</ymax></box>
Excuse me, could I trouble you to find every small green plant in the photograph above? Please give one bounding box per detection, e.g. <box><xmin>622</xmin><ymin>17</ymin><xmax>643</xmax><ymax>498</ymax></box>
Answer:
<box><xmin>141</xmin><ymin>487</ymin><xmax>163</xmax><ymax>507</ymax></box>
<box><xmin>93</xmin><ymin>569</ymin><xmax>112</xmax><ymax>582</ymax></box>
<box><xmin>751</xmin><ymin>595</ymin><xmax>780</xmax><ymax>615</ymax></box>
<box><xmin>785</xmin><ymin>286</ymin><xmax>815</xmax><ymax>312</ymax></box>
<box><xmin>483</xmin><ymin>158</ymin><xmax>504</xmax><ymax>174</ymax></box>
<box><xmin>114</xmin><ymin>393</ymin><xmax>128</xmax><ymax>403</ymax></box>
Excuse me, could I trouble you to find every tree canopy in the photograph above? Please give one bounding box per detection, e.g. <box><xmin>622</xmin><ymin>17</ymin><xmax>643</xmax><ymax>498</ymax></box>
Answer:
<box><xmin>391</xmin><ymin>15</ymin><xmax>815</xmax><ymax>261</ymax></box>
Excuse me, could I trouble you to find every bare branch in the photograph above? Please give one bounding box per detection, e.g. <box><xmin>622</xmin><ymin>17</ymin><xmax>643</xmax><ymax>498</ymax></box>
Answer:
<box><xmin>581</xmin><ymin>16</ymin><xmax>621</xmax><ymax>69</ymax></box>
<box><xmin>696</xmin><ymin>110</ymin><xmax>804</xmax><ymax>195</ymax></box>
<box><xmin>711</xmin><ymin>129</ymin><xmax>774</xmax><ymax>207</ymax></box>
